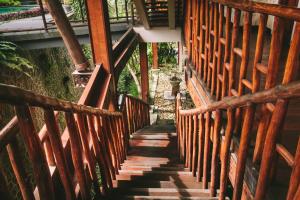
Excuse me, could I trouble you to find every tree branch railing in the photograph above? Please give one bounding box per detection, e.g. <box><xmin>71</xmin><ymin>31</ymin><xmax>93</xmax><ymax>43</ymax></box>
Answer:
<box><xmin>0</xmin><ymin>82</ymin><xmax>150</xmax><ymax>199</ymax></box>
<box><xmin>176</xmin><ymin>80</ymin><xmax>300</xmax><ymax>200</ymax></box>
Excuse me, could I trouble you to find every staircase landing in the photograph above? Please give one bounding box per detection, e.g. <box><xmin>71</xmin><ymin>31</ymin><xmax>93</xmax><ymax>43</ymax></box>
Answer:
<box><xmin>108</xmin><ymin>124</ymin><xmax>219</xmax><ymax>200</ymax></box>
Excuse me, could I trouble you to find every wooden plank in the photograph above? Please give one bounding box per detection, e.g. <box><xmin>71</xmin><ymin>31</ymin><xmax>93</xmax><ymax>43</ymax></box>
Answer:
<box><xmin>140</xmin><ymin>42</ymin><xmax>149</xmax><ymax>102</ymax></box>
<box><xmin>152</xmin><ymin>43</ymin><xmax>159</xmax><ymax>69</ymax></box>
<box><xmin>133</xmin><ymin>0</ymin><xmax>151</xmax><ymax>29</ymax></box>
<box><xmin>44</xmin><ymin>108</ymin><xmax>75</xmax><ymax>200</ymax></box>
<box><xmin>15</xmin><ymin>105</ymin><xmax>54</xmax><ymax>200</ymax></box>
<box><xmin>167</xmin><ymin>0</ymin><xmax>176</xmax><ymax>29</ymax></box>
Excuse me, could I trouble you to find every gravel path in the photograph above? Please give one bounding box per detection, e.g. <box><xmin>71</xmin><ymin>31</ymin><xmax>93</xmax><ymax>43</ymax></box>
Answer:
<box><xmin>153</xmin><ymin>67</ymin><xmax>189</xmax><ymax>125</ymax></box>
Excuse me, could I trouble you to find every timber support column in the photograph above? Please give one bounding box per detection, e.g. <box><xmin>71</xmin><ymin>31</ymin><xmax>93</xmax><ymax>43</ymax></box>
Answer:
<box><xmin>140</xmin><ymin>42</ymin><xmax>149</xmax><ymax>102</ymax></box>
<box><xmin>152</xmin><ymin>43</ymin><xmax>159</xmax><ymax>69</ymax></box>
<box><xmin>44</xmin><ymin>0</ymin><xmax>89</xmax><ymax>71</ymax></box>
<box><xmin>86</xmin><ymin>0</ymin><xmax>117</xmax><ymax>110</ymax></box>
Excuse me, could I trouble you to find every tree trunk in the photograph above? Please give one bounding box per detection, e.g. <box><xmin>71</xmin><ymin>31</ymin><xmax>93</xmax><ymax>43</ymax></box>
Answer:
<box><xmin>128</xmin><ymin>59</ymin><xmax>141</xmax><ymax>97</ymax></box>
<box><xmin>44</xmin><ymin>0</ymin><xmax>89</xmax><ymax>71</ymax></box>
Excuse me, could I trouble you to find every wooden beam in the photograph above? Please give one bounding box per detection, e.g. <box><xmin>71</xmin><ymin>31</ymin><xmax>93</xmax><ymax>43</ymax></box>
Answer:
<box><xmin>85</xmin><ymin>0</ymin><xmax>117</xmax><ymax>110</ymax></box>
<box><xmin>152</xmin><ymin>43</ymin><xmax>159</xmax><ymax>69</ymax></box>
<box><xmin>168</xmin><ymin>0</ymin><xmax>176</xmax><ymax>29</ymax></box>
<box><xmin>133</xmin><ymin>0</ymin><xmax>151</xmax><ymax>29</ymax></box>
<box><xmin>44</xmin><ymin>0</ymin><xmax>89</xmax><ymax>71</ymax></box>
<box><xmin>140</xmin><ymin>42</ymin><xmax>149</xmax><ymax>102</ymax></box>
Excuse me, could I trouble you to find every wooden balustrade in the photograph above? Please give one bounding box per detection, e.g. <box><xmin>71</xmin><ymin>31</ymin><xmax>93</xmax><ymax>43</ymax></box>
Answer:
<box><xmin>176</xmin><ymin>81</ymin><xmax>300</xmax><ymax>200</ymax></box>
<box><xmin>0</xmin><ymin>84</ymin><xmax>150</xmax><ymax>199</ymax></box>
<box><xmin>122</xmin><ymin>94</ymin><xmax>150</xmax><ymax>135</ymax></box>
<box><xmin>184</xmin><ymin>1</ymin><xmax>300</xmax><ymax>198</ymax></box>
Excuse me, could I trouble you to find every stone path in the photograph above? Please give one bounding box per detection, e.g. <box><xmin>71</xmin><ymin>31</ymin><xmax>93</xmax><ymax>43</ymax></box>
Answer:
<box><xmin>152</xmin><ymin>66</ymin><xmax>188</xmax><ymax>125</ymax></box>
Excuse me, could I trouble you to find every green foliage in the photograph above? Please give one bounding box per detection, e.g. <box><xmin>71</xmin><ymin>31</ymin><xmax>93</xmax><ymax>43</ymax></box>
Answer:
<box><xmin>0</xmin><ymin>0</ymin><xmax>20</xmax><ymax>6</ymax></box>
<box><xmin>158</xmin><ymin>43</ymin><xmax>178</xmax><ymax>65</ymax></box>
<box><xmin>117</xmin><ymin>48</ymin><xmax>140</xmax><ymax>97</ymax></box>
<box><xmin>70</xmin><ymin>0</ymin><xmax>86</xmax><ymax>20</ymax></box>
<box><xmin>0</xmin><ymin>41</ymin><xmax>34</xmax><ymax>77</ymax></box>
<box><xmin>118</xmin><ymin>67</ymin><xmax>139</xmax><ymax>96</ymax></box>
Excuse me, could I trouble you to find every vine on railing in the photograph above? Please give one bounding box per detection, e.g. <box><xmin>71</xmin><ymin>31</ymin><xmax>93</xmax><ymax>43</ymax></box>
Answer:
<box><xmin>0</xmin><ymin>84</ymin><xmax>150</xmax><ymax>199</ymax></box>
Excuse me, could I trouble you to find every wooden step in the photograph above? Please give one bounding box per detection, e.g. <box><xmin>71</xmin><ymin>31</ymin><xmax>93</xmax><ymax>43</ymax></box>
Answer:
<box><xmin>118</xmin><ymin>170</ymin><xmax>193</xmax><ymax>176</ymax></box>
<box><xmin>113</xmin><ymin>180</ymin><xmax>204</xmax><ymax>189</ymax></box>
<box><xmin>121</xmin><ymin>196</ymin><xmax>220</xmax><ymax>200</ymax></box>
<box><xmin>121</xmin><ymin>165</ymin><xmax>188</xmax><ymax>171</ymax></box>
<box><xmin>116</xmin><ymin>174</ymin><xmax>197</xmax><ymax>181</ymax></box>
<box><xmin>113</xmin><ymin>188</ymin><xmax>211</xmax><ymax>197</ymax></box>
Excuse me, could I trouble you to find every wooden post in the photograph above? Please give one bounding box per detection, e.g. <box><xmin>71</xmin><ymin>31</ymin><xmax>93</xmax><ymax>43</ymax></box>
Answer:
<box><xmin>44</xmin><ymin>0</ymin><xmax>89</xmax><ymax>71</ymax></box>
<box><xmin>140</xmin><ymin>42</ymin><xmax>149</xmax><ymax>102</ymax></box>
<box><xmin>152</xmin><ymin>43</ymin><xmax>159</xmax><ymax>69</ymax></box>
<box><xmin>85</xmin><ymin>0</ymin><xmax>117</xmax><ymax>110</ymax></box>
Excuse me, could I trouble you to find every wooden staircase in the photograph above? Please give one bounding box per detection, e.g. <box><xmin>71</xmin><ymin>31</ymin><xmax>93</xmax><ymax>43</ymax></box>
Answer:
<box><xmin>108</xmin><ymin>124</ymin><xmax>220</xmax><ymax>200</ymax></box>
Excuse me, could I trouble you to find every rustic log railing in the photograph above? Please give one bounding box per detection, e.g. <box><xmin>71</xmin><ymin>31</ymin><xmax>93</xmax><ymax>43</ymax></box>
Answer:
<box><xmin>176</xmin><ymin>81</ymin><xmax>300</xmax><ymax>200</ymax></box>
<box><xmin>184</xmin><ymin>0</ymin><xmax>300</xmax><ymax>166</ymax></box>
<box><xmin>122</xmin><ymin>94</ymin><xmax>150</xmax><ymax>135</ymax></box>
<box><xmin>0</xmin><ymin>83</ymin><xmax>150</xmax><ymax>199</ymax></box>
<box><xmin>184</xmin><ymin>0</ymin><xmax>300</xmax><ymax>199</ymax></box>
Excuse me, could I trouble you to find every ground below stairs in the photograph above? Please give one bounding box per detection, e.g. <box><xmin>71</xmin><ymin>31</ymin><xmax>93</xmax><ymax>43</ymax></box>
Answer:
<box><xmin>107</xmin><ymin>124</ymin><xmax>220</xmax><ymax>200</ymax></box>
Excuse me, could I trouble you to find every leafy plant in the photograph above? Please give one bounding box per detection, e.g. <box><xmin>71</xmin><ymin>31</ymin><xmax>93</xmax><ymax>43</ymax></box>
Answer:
<box><xmin>70</xmin><ymin>0</ymin><xmax>86</xmax><ymax>20</ymax></box>
<box><xmin>0</xmin><ymin>41</ymin><xmax>34</xmax><ymax>77</ymax></box>
<box><xmin>0</xmin><ymin>0</ymin><xmax>20</xmax><ymax>6</ymax></box>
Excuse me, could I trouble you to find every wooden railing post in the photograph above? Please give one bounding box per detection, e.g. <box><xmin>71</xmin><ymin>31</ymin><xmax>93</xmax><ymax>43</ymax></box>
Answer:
<box><xmin>15</xmin><ymin>105</ymin><xmax>55</xmax><ymax>200</ymax></box>
<box><xmin>6</xmin><ymin>137</ymin><xmax>34</xmax><ymax>200</ymax></box>
<box><xmin>65</xmin><ymin>112</ymin><xmax>90</xmax><ymax>200</ymax></box>
<box><xmin>211</xmin><ymin>109</ymin><xmax>221</xmax><ymax>196</ymax></box>
<box><xmin>44</xmin><ymin>108</ymin><xmax>76</xmax><ymax>200</ymax></box>
<box><xmin>87</xmin><ymin>114</ymin><xmax>111</xmax><ymax>193</ymax></box>
<box><xmin>219</xmin><ymin>109</ymin><xmax>234</xmax><ymax>200</ymax></box>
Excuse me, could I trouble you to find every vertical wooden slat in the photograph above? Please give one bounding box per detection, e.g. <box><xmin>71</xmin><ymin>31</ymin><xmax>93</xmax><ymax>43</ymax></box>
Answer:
<box><xmin>188</xmin><ymin>115</ymin><xmax>193</xmax><ymax>171</ymax></box>
<box><xmin>255</xmin><ymin>23</ymin><xmax>300</xmax><ymax>200</ymax></box>
<box><xmin>203</xmin><ymin>111</ymin><xmax>211</xmax><ymax>188</ymax></box>
<box><xmin>203</xmin><ymin>0</ymin><xmax>211</xmax><ymax>83</ymax></box>
<box><xmin>254</xmin><ymin>15</ymin><xmax>286</xmax><ymax>163</ymax></box>
<box><xmin>197</xmin><ymin>113</ymin><xmax>205</xmax><ymax>182</ymax></box>
<box><xmin>216</xmin><ymin>4</ymin><xmax>224</xmax><ymax>100</ymax></box>
<box><xmin>221</xmin><ymin>7</ymin><xmax>232</xmax><ymax>99</ymax></box>
<box><xmin>210</xmin><ymin>2</ymin><xmax>219</xmax><ymax>95</ymax></box>
<box><xmin>7</xmin><ymin>137</ymin><xmax>34</xmax><ymax>200</ymax></box>
<box><xmin>228</xmin><ymin>9</ymin><xmax>241</xmax><ymax>97</ymax></box>
<box><xmin>286</xmin><ymin>138</ymin><xmax>300</xmax><ymax>200</ymax></box>
<box><xmin>192</xmin><ymin>114</ymin><xmax>198</xmax><ymax>177</ymax></box>
<box><xmin>65</xmin><ymin>112</ymin><xmax>90</xmax><ymax>200</ymax></box>
<box><xmin>15</xmin><ymin>105</ymin><xmax>54</xmax><ymax>200</ymax></box>
<box><xmin>76</xmin><ymin>114</ymin><xmax>101</xmax><ymax>197</ymax></box>
<box><xmin>198</xmin><ymin>0</ymin><xmax>205</xmax><ymax>77</ymax></box>
<box><xmin>43</xmin><ymin>137</ymin><xmax>56</xmax><ymax>166</ymax></box>
<box><xmin>44</xmin><ymin>108</ymin><xmax>75</xmax><ymax>200</ymax></box>
<box><xmin>219</xmin><ymin>109</ymin><xmax>234</xmax><ymax>200</ymax></box>
<box><xmin>0</xmin><ymin>169</ymin><xmax>12</xmax><ymax>200</ymax></box>
<box><xmin>232</xmin><ymin>104</ymin><xmax>255</xmax><ymax>200</ymax></box>
<box><xmin>87</xmin><ymin>114</ymin><xmax>112</xmax><ymax>192</ymax></box>
<box><xmin>97</xmin><ymin>115</ymin><xmax>116</xmax><ymax>180</ymax></box>
<box><xmin>210</xmin><ymin>110</ymin><xmax>221</xmax><ymax>196</ymax></box>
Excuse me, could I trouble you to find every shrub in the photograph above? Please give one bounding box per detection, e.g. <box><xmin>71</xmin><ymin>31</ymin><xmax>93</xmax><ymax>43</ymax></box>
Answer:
<box><xmin>0</xmin><ymin>41</ymin><xmax>34</xmax><ymax>77</ymax></box>
<box><xmin>0</xmin><ymin>0</ymin><xmax>20</xmax><ymax>6</ymax></box>
<box><xmin>0</xmin><ymin>7</ymin><xmax>49</xmax><ymax>21</ymax></box>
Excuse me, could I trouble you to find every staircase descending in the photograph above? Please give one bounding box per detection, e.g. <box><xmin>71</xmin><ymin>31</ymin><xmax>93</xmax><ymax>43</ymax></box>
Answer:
<box><xmin>108</xmin><ymin>124</ymin><xmax>219</xmax><ymax>200</ymax></box>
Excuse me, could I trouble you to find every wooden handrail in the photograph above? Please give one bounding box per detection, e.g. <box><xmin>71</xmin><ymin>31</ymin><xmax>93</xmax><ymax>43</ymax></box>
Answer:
<box><xmin>212</xmin><ymin>0</ymin><xmax>300</xmax><ymax>21</ymax></box>
<box><xmin>0</xmin><ymin>83</ymin><xmax>150</xmax><ymax>199</ymax></box>
<box><xmin>0</xmin><ymin>83</ymin><xmax>122</xmax><ymax>116</ymax></box>
<box><xmin>179</xmin><ymin>81</ymin><xmax>300</xmax><ymax>115</ymax></box>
